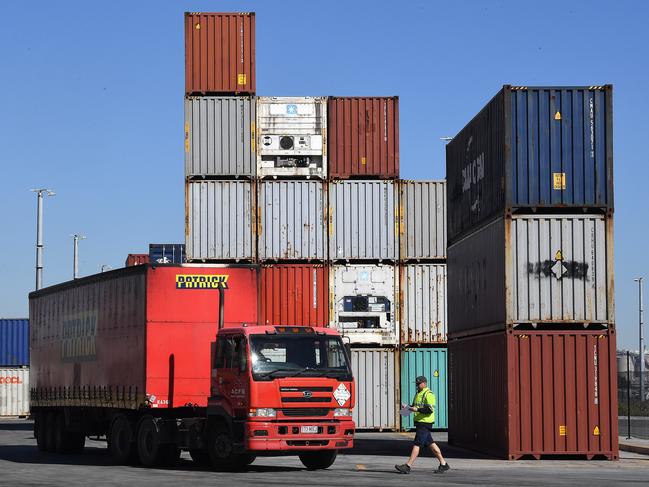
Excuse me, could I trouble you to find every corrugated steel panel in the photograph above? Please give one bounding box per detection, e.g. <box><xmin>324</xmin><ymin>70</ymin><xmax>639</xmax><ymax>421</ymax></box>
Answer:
<box><xmin>329</xmin><ymin>180</ymin><xmax>398</xmax><ymax>261</ymax></box>
<box><xmin>400</xmin><ymin>264</ymin><xmax>447</xmax><ymax>344</ymax></box>
<box><xmin>449</xmin><ymin>330</ymin><xmax>618</xmax><ymax>459</ymax></box>
<box><xmin>256</xmin><ymin>97</ymin><xmax>327</xmax><ymax>179</ymax></box>
<box><xmin>125</xmin><ymin>254</ymin><xmax>149</xmax><ymax>267</ymax></box>
<box><xmin>0</xmin><ymin>320</ymin><xmax>29</xmax><ymax>367</ymax></box>
<box><xmin>447</xmin><ymin>85</ymin><xmax>613</xmax><ymax>244</ymax></box>
<box><xmin>350</xmin><ymin>348</ymin><xmax>398</xmax><ymax>430</ymax></box>
<box><xmin>400</xmin><ymin>180</ymin><xmax>446</xmax><ymax>260</ymax></box>
<box><xmin>328</xmin><ymin>97</ymin><xmax>399</xmax><ymax>178</ymax></box>
<box><xmin>186</xmin><ymin>181</ymin><xmax>255</xmax><ymax>261</ymax></box>
<box><xmin>149</xmin><ymin>244</ymin><xmax>186</xmax><ymax>264</ymax></box>
<box><xmin>400</xmin><ymin>348</ymin><xmax>447</xmax><ymax>430</ymax></box>
<box><xmin>447</xmin><ymin>214</ymin><xmax>613</xmax><ymax>337</ymax></box>
<box><xmin>259</xmin><ymin>264</ymin><xmax>329</xmax><ymax>327</ymax></box>
<box><xmin>258</xmin><ymin>181</ymin><xmax>326</xmax><ymax>261</ymax></box>
<box><xmin>0</xmin><ymin>368</ymin><xmax>29</xmax><ymax>416</ymax></box>
<box><xmin>332</xmin><ymin>265</ymin><xmax>398</xmax><ymax>346</ymax></box>
<box><xmin>185</xmin><ymin>96</ymin><xmax>256</xmax><ymax>178</ymax></box>
<box><xmin>185</xmin><ymin>12</ymin><xmax>255</xmax><ymax>95</ymax></box>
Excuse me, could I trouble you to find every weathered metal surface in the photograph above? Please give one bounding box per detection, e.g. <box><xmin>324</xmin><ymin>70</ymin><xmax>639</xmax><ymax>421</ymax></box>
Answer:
<box><xmin>125</xmin><ymin>254</ymin><xmax>149</xmax><ymax>267</ymax></box>
<box><xmin>258</xmin><ymin>181</ymin><xmax>327</xmax><ymax>261</ymax></box>
<box><xmin>257</xmin><ymin>97</ymin><xmax>327</xmax><ymax>178</ymax></box>
<box><xmin>185</xmin><ymin>12</ymin><xmax>255</xmax><ymax>94</ymax></box>
<box><xmin>350</xmin><ymin>347</ymin><xmax>398</xmax><ymax>430</ymax></box>
<box><xmin>449</xmin><ymin>330</ymin><xmax>618</xmax><ymax>459</ymax></box>
<box><xmin>332</xmin><ymin>264</ymin><xmax>398</xmax><ymax>346</ymax></box>
<box><xmin>0</xmin><ymin>368</ymin><xmax>29</xmax><ymax>416</ymax></box>
<box><xmin>447</xmin><ymin>85</ymin><xmax>613</xmax><ymax>244</ymax></box>
<box><xmin>185</xmin><ymin>96</ymin><xmax>256</xmax><ymax>177</ymax></box>
<box><xmin>329</xmin><ymin>180</ymin><xmax>398</xmax><ymax>261</ymax></box>
<box><xmin>400</xmin><ymin>180</ymin><xmax>446</xmax><ymax>260</ymax></box>
<box><xmin>0</xmin><ymin>319</ymin><xmax>29</xmax><ymax>367</ymax></box>
<box><xmin>400</xmin><ymin>264</ymin><xmax>447</xmax><ymax>344</ymax></box>
<box><xmin>186</xmin><ymin>180</ymin><xmax>255</xmax><ymax>261</ymax></box>
<box><xmin>328</xmin><ymin>97</ymin><xmax>399</xmax><ymax>178</ymax></box>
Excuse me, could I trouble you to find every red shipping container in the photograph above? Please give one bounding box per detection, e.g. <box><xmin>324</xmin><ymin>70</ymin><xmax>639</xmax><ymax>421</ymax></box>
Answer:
<box><xmin>125</xmin><ymin>253</ymin><xmax>149</xmax><ymax>267</ymax></box>
<box><xmin>29</xmin><ymin>264</ymin><xmax>258</xmax><ymax>409</ymax></box>
<box><xmin>448</xmin><ymin>330</ymin><xmax>618</xmax><ymax>460</ymax></box>
<box><xmin>185</xmin><ymin>12</ymin><xmax>255</xmax><ymax>95</ymax></box>
<box><xmin>259</xmin><ymin>264</ymin><xmax>329</xmax><ymax>327</ymax></box>
<box><xmin>328</xmin><ymin>97</ymin><xmax>399</xmax><ymax>179</ymax></box>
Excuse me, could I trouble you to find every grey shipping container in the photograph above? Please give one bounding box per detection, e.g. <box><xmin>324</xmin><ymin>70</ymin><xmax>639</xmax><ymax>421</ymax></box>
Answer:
<box><xmin>447</xmin><ymin>214</ymin><xmax>613</xmax><ymax>337</ymax></box>
<box><xmin>185</xmin><ymin>180</ymin><xmax>255</xmax><ymax>261</ymax></box>
<box><xmin>329</xmin><ymin>180</ymin><xmax>398</xmax><ymax>261</ymax></box>
<box><xmin>400</xmin><ymin>264</ymin><xmax>447</xmax><ymax>344</ymax></box>
<box><xmin>350</xmin><ymin>347</ymin><xmax>398</xmax><ymax>430</ymax></box>
<box><xmin>185</xmin><ymin>96</ymin><xmax>256</xmax><ymax>178</ymax></box>
<box><xmin>400</xmin><ymin>180</ymin><xmax>446</xmax><ymax>260</ymax></box>
<box><xmin>258</xmin><ymin>181</ymin><xmax>326</xmax><ymax>261</ymax></box>
<box><xmin>446</xmin><ymin>86</ymin><xmax>613</xmax><ymax>244</ymax></box>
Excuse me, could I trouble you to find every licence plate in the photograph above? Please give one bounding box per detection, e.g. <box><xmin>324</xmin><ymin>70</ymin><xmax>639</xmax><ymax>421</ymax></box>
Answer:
<box><xmin>301</xmin><ymin>426</ymin><xmax>319</xmax><ymax>434</ymax></box>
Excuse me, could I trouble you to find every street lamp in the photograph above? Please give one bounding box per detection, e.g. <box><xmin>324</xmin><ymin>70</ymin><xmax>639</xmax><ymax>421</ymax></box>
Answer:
<box><xmin>100</xmin><ymin>264</ymin><xmax>112</xmax><ymax>273</ymax></box>
<box><xmin>440</xmin><ymin>136</ymin><xmax>453</xmax><ymax>142</ymax></box>
<box><xmin>71</xmin><ymin>234</ymin><xmax>86</xmax><ymax>279</ymax></box>
<box><xmin>635</xmin><ymin>277</ymin><xmax>645</xmax><ymax>401</ymax></box>
<box><xmin>30</xmin><ymin>188</ymin><xmax>55</xmax><ymax>290</ymax></box>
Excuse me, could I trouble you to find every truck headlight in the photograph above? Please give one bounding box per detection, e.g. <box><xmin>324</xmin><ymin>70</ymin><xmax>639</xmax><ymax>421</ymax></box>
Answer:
<box><xmin>334</xmin><ymin>408</ymin><xmax>351</xmax><ymax>417</ymax></box>
<box><xmin>249</xmin><ymin>408</ymin><xmax>277</xmax><ymax>418</ymax></box>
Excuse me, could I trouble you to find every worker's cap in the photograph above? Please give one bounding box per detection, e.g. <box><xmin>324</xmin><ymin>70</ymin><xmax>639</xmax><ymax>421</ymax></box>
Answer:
<box><xmin>415</xmin><ymin>375</ymin><xmax>427</xmax><ymax>385</ymax></box>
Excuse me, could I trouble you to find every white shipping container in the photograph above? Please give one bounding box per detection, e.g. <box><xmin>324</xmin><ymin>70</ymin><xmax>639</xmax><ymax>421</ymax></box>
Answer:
<box><xmin>0</xmin><ymin>368</ymin><xmax>29</xmax><ymax>416</ymax></box>
<box><xmin>332</xmin><ymin>265</ymin><xmax>398</xmax><ymax>346</ymax></box>
<box><xmin>400</xmin><ymin>180</ymin><xmax>446</xmax><ymax>260</ymax></box>
<box><xmin>400</xmin><ymin>264</ymin><xmax>447</xmax><ymax>344</ymax></box>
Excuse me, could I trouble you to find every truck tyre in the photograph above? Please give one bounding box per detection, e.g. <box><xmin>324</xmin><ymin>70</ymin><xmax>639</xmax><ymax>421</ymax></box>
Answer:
<box><xmin>299</xmin><ymin>450</ymin><xmax>338</xmax><ymax>470</ymax></box>
<box><xmin>137</xmin><ymin>416</ymin><xmax>178</xmax><ymax>467</ymax></box>
<box><xmin>44</xmin><ymin>411</ymin><xmax>57</xmax><ymax>452</ymax></box>
<box><xmin>66</xmin><ymin>431</ymin><xmax>86</xmax><ymax>454</ymax></box>
<box><xmin>109</xmin><ymin>416</ymin><xmax>136</xmax><ymax>464</ymax></box>
<box><xmin>206</xmin><ymin>422</ymin><xmax>237</xmax><ymax>471</ymax></box>
<box><xmin>53</xmin><ymin>412</ymin><xmax>67</xmax><ymax>453</ymax></box>
<box><xmin>35</xmin><ymin>412</ymin><xmax>47</xmax><ymax>452</ymax></box>
<box><xmin>189</xmin><ymin>448</ymin><xmax>210</xmax><ymax>466</ymax></box>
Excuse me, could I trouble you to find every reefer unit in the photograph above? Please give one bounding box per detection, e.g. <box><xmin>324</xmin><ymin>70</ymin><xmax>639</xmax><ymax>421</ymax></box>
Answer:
<box><xmin>400</xmin><ymin>264</ymin><xmax>447</xmax><ymax>344</ymax></box>
<box><xmin>449</xmin><ymin>330</ymin><xmax>618</xmax><ymax>460</ymax></box>
<box><xmin>400</xmin><ymin>180</ymin><xmax>446</xmax><ymax>260</ymax></box>
<box><xmin>186</xmin><ymin>180</ymin><xmax>255</xmax><ymax>261</ymax></box>
<box><xmin>328</xmin><ymin>97</ymin><xmax>399</xmax><ymax>179</ymax></box>
<box><xmin>257</xmin><ymin>97</ymin><xmax>327</xmax><ymax>178</ymax></box>
<box><xmin>0</xmin><ymin>368</ymin><xmax>29</xmax><ymax>416</ymax></box>
<box><xmin>329</xmin><ymin>180</ymin><xmax>398</xmax><ymax>262</ymax></box>
<box><xmin>446</xmin><ymin>85</ymin><xmax>613</xmax><ymax>244</ymax></box>
<box><xmin>149</xmin><ymin>244</ymin><xmax>185</xmax><ymax>264</ymax></box>
<box><xmin>185</xmin><ymin>96</ymin><xmax>256</xmax><ymax>178</ymax></box>
<box><xmin>185</xmin><ymin>12</ymin><xmax>255</xmax><ymax>95</ymax></box>
<box><xmin>29</xmin><ymin>264</ymin><xmax>258</xmax><ymax>409</ymax></box>
<box><xmin>332</xmin><ymin>265</ymin><xmax>398</xmax><ymax>346</ymax></box>
<box><xmin>125</xmin><ymin>254</ymin><xmax>149</xmax><ymax>267</ymax></box>
<box><xmin>0</xmin><ymin>319</ymin><xmax>29</xmax><ymax>367</ymax></box>
<box><xmin>350</xmin><ymin>348</ymin><xmax>398</xmax><ymax>430</ymax></box>
<box><xmin>400</xmin><ymin>348</ymin><xmax>447</xmax><ymax>430</ymax></box>
<box><xmin>447</xmin><ymin>214</ymin><xmax>613</xmax><ymax>337</ymax></box>
<box><xmin>259</xmin><ymin>264</ymin><xmax>329</xmax><ymax>327</ymax></box>
<box><xmin>257</xmin><ymin>181</ymin><xmax>327</xmax><ymax>261</ymax></box>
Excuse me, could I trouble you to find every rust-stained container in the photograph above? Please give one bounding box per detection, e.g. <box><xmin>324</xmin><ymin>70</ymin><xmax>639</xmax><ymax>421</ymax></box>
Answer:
<box><xmin>125</xmin><ymin>254</ymin><xmax>149</xmax><ymax>267</ymax></box>
<box><xmin>185</xmin><ymin>12</ymin><xmax>255</xmax><ymax>95</ymax></box>
<box><xmin>448</xmin><ymin>330</ymin><xmax>618</xmax><ymax>460</ymax></box>
<box><xmin>259</xmin><ymin>264</ymin><xmax>329</xmax><ymax>327</ymax></box>
<box><xmin>328</xmin><ymin>97</ymin><xmax>399</xmax><ymax>179</ymax></box>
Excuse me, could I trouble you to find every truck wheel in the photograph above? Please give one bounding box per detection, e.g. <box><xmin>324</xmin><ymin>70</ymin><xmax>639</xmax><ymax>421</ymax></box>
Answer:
<box><xmin>137</xmin><ymin>416</ymin><xmax>163</xmax><ymax>467</ymax></box>
<box><xmin>109</xmin><ymin>416</ymin><xmax>136</xmax><ymax>464</ymax></box>
<box><xmin>66</xmin><ymin>432</ymin><xmax>86</xmax><ymax>454</ymax></box>
<box><xmin>44</xmin><ymin>411</ymin><xmax>57</xmax><ymax>452</ymax></box>
<box><xmin>299</xmin><ymin>450</ymin><xmax>338</xmax><ymax>470</ymax></box>
<box><xmin>206</xmin><ymin>423</ymin><xmax>235</xmax><ymax>470</ymax></box>
<box><xmin>189</xmin><ymin>448</ymin><xmax>210</xmax><ymax>466</ymax></box>
<box><xmin>53</xmin><ymin>412</ymin><xmax>67</xmax><ymax>453</ymax></box>
<box><xmin>35</xmin><ymin>412</ymin><xmax>47</xmax><ymax>451</ymax></box>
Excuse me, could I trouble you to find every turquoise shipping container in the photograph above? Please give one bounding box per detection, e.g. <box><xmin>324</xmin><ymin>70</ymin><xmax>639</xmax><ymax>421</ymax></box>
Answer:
<box><xmin>400</xmin><ymin>347</ymin><xmax>448</xmax><ymax>430</ymax></box>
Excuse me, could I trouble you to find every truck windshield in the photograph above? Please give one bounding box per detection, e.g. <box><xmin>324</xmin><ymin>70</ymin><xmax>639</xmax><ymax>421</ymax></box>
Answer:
<box><xmin>250</xmin><ymin>334</ymin><xmax>352</xmax><ymax>381</ymax></box>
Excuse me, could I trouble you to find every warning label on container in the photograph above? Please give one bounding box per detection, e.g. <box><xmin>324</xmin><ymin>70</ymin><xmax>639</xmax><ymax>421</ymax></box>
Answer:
<box><xmin>559</xmin><ymin>425</ymin><xmax>567</xmax><ymax>436</ymax></box>
<box><xmin>593</xmin><ymin>426</ymin><xmax>600</xmax><ymax>436</ymax></box>
<box><xmin>175</xmin><ymin>274</ymin><xmax>229</xmax><ymax>290</ymax></box>
<box><xmin>237</xmin><ymin>73</ymin><xmax>247</xmax><ymax>85</ymax></box>
<box><xmin>553</xmin><ymin>172</ymin><xmax>566</xmax><ymax>190</ymax></box>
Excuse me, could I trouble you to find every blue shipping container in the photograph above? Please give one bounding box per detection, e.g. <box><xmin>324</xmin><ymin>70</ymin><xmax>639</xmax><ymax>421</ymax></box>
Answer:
<box><xmin>400</xmin><ymin>347</ymin><xmax>448</xmax><ymax>430</ymax></box>
<box><xmin>0</xmin><ymin>319</ymin><xmax>29</xmax><ymax>366</ymax></box>
<box><xmin>447</xmin><ymin>85</ymin><xmax>613</xmax><ymax>243</ymax></box>
<box><xmin>149</xmin><ymin>244</ymin><xmax>185</xmax><ymax>264</ymax></box>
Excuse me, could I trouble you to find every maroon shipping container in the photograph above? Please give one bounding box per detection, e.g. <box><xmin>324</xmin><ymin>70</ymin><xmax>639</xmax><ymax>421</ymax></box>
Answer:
<box><xmin>125</xmin><ymin>254</ymin><xmax>149</xmax><ymax>267</ymax></box>
<box><xmin>185</xmin><ymin>12</ymin><xmax>255</xmax><ymax>95</ymax></box>
<box><xmin>449</xmin><ymin>330</ymin><xmax>618</xmax><ymax>460</ymax></box>
<box><xmin>259</xmin><ymin>264</ymin><xmax>329</xmax><ymax>327</ymax></box>
<box><xmin>328</xmin><ymin>97</ymin><xmax>399</xmax><ymax>178</ymax></box>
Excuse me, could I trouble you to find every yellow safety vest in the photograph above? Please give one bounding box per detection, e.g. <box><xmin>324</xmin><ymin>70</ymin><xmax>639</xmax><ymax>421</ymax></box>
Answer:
<box><xmin>412</xmin><ymin>387</ymin><xmax>435</xmax><ymax>424</ymax></box>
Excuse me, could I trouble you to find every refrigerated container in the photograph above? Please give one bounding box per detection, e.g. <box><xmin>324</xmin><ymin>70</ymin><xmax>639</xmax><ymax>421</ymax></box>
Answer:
<box><xmin>400</xmin><ymin>264</ymin><xmax>447</xmax><ymax>344</ymax></box>
<box><xmin>446</xmin><ymin>85</ymin><xmax>613</xmax><ymax>244</ymax></box>
<box><xmin>0</xmin><ymin>319</ymin><xmax>29</xmax><ymax>367</ymax></box>
<box><xmin>328</xmin><ymin>97</ymin><xmax>399</xmax><ymax>179</ymax></box>
<box><xmin>400</xmin><ymin>180</ymin><xmax>446</xmax><ymax>260</ymax></box>
<box><xmin>0</xmin><ymin>367</ymin><xmax>29</xmax><ymax>416</ymax></box>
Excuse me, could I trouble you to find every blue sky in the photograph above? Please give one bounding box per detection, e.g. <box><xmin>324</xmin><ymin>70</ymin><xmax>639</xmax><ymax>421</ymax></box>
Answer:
<box><xmin>0</xmin><ymin>0</ymin><xmax>647</xmax><ymax>350</ymax></box>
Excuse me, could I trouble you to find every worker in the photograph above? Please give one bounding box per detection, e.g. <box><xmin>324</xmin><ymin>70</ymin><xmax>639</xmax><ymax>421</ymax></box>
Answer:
<box><xmin>395</xmin><ymin>375</ymin><xmax>449</xmax><ymax>474</ymax></box>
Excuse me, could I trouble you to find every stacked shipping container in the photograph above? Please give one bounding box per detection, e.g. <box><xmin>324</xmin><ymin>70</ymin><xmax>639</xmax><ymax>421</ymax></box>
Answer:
<box><xmin>446</xmin><ymin>85</ymin><xmax>617</xmax><ymax>459</ymax></box>
<box><xmin>0</xmin><ymin>319</ymin><xmax>29</xmax><ymax>416</ymax></box>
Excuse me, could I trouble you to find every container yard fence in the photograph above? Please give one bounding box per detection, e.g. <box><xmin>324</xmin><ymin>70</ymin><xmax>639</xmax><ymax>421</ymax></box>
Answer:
<box><xmin>619</xmin><ymin>352</ymin><xmax>649</xmax><ymax>440</ymax></box>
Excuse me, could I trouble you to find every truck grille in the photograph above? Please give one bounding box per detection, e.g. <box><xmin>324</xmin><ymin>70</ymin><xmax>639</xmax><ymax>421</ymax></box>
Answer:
<box><xmin>281</xmin><ymin>408</ymin><xmax>330</xmax><ymax>417</ymax></box>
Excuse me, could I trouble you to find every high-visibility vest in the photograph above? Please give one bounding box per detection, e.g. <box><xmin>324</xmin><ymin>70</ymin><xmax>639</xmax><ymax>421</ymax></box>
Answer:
<box><xmin>412</xmin><ymin>387</ymin><xmax>435</xmax><ymax>424</ymax></box>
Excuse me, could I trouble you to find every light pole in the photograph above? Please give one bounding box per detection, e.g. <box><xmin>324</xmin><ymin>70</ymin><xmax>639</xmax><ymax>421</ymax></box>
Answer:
<box><xmin>100</xmin><ymin>264</ymin><xmax>112</xmax><ymax>273</ymax></box>
<box><xmin>71</xmin><ymin>234</ymin><xmax>86</xmax><ymax>279</ymax></box>
<box><xmin>635</xmin><ymin>277</ymin><xmax>645</xmax><ymax>401</ymax></box>
<box><xmin>31</xmin><ymin>189</ymin><xmax>55</xmax><ymax>290</ymax></box>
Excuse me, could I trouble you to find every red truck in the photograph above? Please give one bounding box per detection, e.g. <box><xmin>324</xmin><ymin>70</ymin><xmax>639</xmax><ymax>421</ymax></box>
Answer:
<box><xmin>29</xmin><ymin>264</ymin><xmax>355</xmax><ymax>470</ymax></box>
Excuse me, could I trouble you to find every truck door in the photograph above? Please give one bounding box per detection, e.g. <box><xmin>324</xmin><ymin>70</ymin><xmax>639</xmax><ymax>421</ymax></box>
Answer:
<box><xmin>214</xmin><ymin>335</ymin><xmax>249</xmax><ymax>418</ymax></box>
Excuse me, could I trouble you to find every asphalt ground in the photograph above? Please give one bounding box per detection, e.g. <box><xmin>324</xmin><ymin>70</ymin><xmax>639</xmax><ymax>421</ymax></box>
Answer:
<box><xmin>1</xmin><ymin>419</ymin><xmax>648</xmax><ymax>486</ymax></box>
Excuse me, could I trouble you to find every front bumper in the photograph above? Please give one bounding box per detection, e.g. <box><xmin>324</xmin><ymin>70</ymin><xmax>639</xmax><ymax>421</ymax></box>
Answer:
<box><xmin>246</xmin><ymin>419</ymin><xmax>355</xmax><ymax>451</ymax></box>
